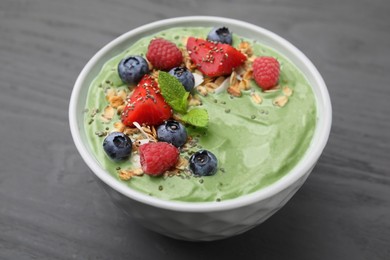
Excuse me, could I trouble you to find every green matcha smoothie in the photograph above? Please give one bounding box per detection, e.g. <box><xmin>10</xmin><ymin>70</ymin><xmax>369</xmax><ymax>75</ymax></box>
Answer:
<box><xmin>84</xmin><ymin>27</ymin><xmax>317</xmax><ymax>202</ymax></box>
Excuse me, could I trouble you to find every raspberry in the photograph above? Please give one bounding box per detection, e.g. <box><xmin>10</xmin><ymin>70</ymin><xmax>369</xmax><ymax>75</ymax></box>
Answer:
<box><xmin>252</xmin><ymin>56</ymin><xmax>280</xmax><ymax>90</ymax></box>
<box><xmin>139</xmin><ymin>142</ymin><xmax>179</xmax><ymax>176</ymax></box>
<box><xmin>146</xmin><ymin>38</ymin><xmax>183</xmax><ymax>71</ymax></box>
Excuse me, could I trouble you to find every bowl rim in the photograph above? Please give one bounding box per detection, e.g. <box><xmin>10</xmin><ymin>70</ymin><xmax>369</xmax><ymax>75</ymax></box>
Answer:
<box><xmin>69</xmin><ymin>16</ymin><xmax>332</xmax><ymax>212</ymax></box>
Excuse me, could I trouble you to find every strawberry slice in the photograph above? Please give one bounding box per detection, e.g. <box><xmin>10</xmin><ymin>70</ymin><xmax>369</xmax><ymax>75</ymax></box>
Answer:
<box><xmin>121</xmin><ymin>75</ymin><xmax>172</xmax><ymax>127</ymax></box>
<box><xmin>186</xmin><ymin>37</ymin><xmax>247</xmax><ymax>77</ymax></box>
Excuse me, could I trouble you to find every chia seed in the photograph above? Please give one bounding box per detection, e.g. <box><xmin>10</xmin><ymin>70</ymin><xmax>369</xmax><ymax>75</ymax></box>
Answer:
<box><xmin>95</xmin><ymin>131</ymin><xmax>107</xmax><ymax>137</ymax></box>
<box><xmin>225</xmin><ymin>108</ymin><xmax>231</xmax><ymax>113</ymax></box>
<box><xmin>158</xmin><ymin>185</ymin><xmax>163</xmax><ymax>191</ymax></box>
<box><xmin>91</xmin><ymin>108</ymin><xmax>99</xmax><ymax>117</ymax></box>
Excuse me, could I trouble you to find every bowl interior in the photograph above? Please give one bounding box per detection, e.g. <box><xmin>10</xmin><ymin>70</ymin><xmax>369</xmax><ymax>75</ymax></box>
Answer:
<box><xmin>69</xmin><ymin>16</ymin><xmax>331</xmax><ymax>212</ymax></box>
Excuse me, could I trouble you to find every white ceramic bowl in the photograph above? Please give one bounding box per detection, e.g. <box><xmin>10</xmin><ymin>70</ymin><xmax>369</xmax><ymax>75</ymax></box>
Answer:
<box><xmin>69</xmin><ymin>16</ymin><xmax>332</xmax><ymax>241</ymax></box>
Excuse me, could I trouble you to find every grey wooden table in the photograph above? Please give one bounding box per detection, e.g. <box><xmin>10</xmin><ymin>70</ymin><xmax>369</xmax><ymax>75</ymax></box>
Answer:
<box><xmin>1</xmin><ymin>0</ymin><xmax>389</xmax><ymax>259</ymax></box>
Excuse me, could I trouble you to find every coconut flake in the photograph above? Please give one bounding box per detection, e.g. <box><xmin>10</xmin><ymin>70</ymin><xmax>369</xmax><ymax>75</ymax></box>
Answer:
<box><xmin>133</xmin><ymin>122</ymin><xmax>150</xmax><ymax>140</ymax></box>
<box><xmin>193</xmin><ymin>72</ymin><xmax>204</xmax><ymax>87</ymax></box>
<box><xmin>214</xmin><ymin>77</ymin><xmax>230</xmax><ymax>94</ymax></box>
<box><xmin>235</xmin><ymin>65</ymin><xmax>247</xmax><ymax>77</ymax></box>
<box><xmin>135</xmin><ymin>139</ymin><xmax>150</xmax><ymax>146</ymax></box>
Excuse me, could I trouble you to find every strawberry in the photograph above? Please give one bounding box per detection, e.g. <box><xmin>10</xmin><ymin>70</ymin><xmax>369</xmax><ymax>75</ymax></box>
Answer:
<box><xmin>186</xmin><ymin>37</ymin><xmax>247</xmax><ymax>77</ymax></box>
<box><xmin>139</xmin><ymin>142</ymin><xmax>179</xmax><ymax>176</ymax></box>
<box><xmin>252</xmin><ymin>56</ymin><xmax>280</xmax><ymax>90</ymax></box>
<box><xmin>146</xmin><ymin>38</ymin><xmax>183</xmax><ymax>71</ymax></box>
<box><xmin>121</xmin><ymin>74</ymin><xmax>172</xmax><ymax>127</ymax></box>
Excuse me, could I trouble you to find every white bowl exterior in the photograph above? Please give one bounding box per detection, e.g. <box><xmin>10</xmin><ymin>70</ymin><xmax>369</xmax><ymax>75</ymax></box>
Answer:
<box><xmin>97</xmin><ymin>165</ymin><xmax>314</xmax><ymax>241</ymax></box>
<box><xmin>69</xmin><ymin>16</ymin><xmax>331</xmax><ymax>241</ymax></box>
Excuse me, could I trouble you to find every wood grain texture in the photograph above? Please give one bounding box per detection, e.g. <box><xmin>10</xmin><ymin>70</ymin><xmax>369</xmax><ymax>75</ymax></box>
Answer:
<box><xmin>0</xmin><ymin>0</ymin><xmax>389</xmax><ymax>259</ymax></box>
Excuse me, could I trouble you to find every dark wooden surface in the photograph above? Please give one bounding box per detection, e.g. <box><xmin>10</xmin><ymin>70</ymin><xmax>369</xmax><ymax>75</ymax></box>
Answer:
<box><xmin>1</xmin><ymin>0</ymin><xmax>389</xmax><ymax>259</ymax></box>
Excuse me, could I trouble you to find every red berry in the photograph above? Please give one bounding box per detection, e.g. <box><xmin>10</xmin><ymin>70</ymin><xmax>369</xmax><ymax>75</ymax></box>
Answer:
<box><xmin>139</xmin><ymin>142</ymin><xmax>179</xmax><ymax>176</ymax></box>
<box><xmin>252</xmin><ymin>56</ymin><xmax>280</xmax><ymax>90</ymax></box>
<box><xmin>146</xmin><ymin>38</ymin><xmax>183</xmax><ymax>71</ymax></box>
<box><xmin>186</xmin><ymin>37</ymin><xmax>247</xmax><ymax>77</ymax></box>
<box><xmin>121</xmin><ymin>74</ymin><xmax>172</xmax><ymax>127</ymax></box>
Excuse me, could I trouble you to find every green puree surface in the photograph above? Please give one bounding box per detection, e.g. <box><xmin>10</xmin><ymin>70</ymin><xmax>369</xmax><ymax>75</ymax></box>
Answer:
<box><xmin>84</xmin><ymin>27</ymin><xmax>317</xmax><ymax>202</ymax></box>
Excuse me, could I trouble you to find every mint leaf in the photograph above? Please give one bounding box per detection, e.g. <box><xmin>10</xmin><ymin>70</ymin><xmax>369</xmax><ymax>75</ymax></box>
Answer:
<box><xmin>181</xmin><ymin>108</ymin><xmax>209</xmax><ymax>128</ymax></box>
<box><xmin>158</xmin><ymin>71</ymin><xmax>209</xmax><ymax>128</ymax></box>
<box><xmin>158</xmin><ymin>71</ymin><xmax>188</xmax><ymax>114</ymax></box>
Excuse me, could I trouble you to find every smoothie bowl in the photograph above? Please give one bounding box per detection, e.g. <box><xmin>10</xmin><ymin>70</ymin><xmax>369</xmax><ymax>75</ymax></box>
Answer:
<box><xmin>69</xmin><ymin>16</ymin><xmax>331</xmax><ymax>241</ymax></box>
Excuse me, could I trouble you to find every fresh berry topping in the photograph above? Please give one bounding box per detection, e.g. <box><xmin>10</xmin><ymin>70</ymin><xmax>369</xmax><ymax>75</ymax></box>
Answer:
<box><xmin>103</xmin><ymin>132</ymin><xmax>132</xmax><ymax>161</ymax></box>
<box><xmin>189</xmin><ymin>150</ymin><xmax>218</xmax><ymax>176</ymax></box>
<box><xmin>168</xmin><ymin>67</ymin><xmax>195</xmax><ymax>92</ymax></box>
<box><xmin>118</xmin><ymin>56</ymin><xmax>149</xmax><ymax>85</ymax></box>
<box><xmin>186</xmin><ymin>37</ymin><xmax>246</xmax><ymax>77</ymax></box>
<box><xmin>139</xmin><ymin>142</ymin><xmax>179</xmax><ymax>176</ymax></box>
<box><xmin>207</xmin><ymin>27</ymin><xmax>233</xmax><ymax>45</ymax></box>
<box><xmin>121</xmin><ymin>75</ymin><xmax>172</xmax><ymax>127</ymax></box>
<box><xmin>252</xmin><ymin>56</ymin><xmax>280</xmax><ymax>90</ymax></box>
<box><xmin>146</xmin><ymin>38</ymin><xmax>183</xmax><ymax>71</ymax></box>
<box><xmin>156</xmin><ymin>120</ymin><xmax>188</xmax><ymax>147</ymax></box>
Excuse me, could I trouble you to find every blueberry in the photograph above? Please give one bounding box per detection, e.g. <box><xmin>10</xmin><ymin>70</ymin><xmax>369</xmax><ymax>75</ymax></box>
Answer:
<box><xmin>168</xmin><ymin>67</ymin><xmax>195</xmax><ymax>92</ymax></box>
<box><xmin>103</xmin><ymin>132</ymin><xmax>132</xmax><ymax>161</ymax></box>
<box><xmin>189</xmin><ymin>150</ymin><xmax>218</xmax><ymax>176</ymax></box>
<box><xmin>207</xmin><ymin>27</ymin><xmax>233</xmax><ymax>45</ymax></box>
<box><xmin>156</xmin><ymin>120</ymin><xmax>187</xmax><ymax>147</ymax></box>
<box><xmin>118</xmin><ymin>55</ymin><xmax>149</xmax><ymax>85</ymax></box>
